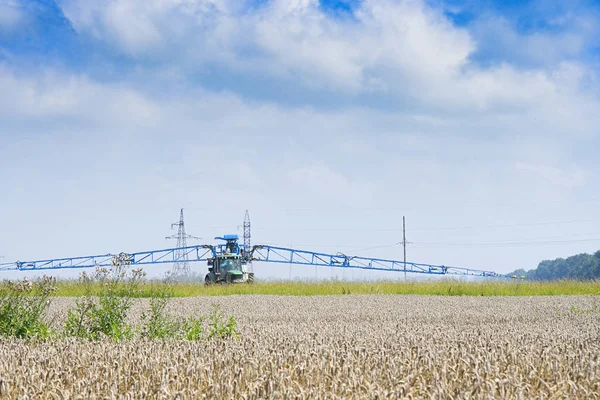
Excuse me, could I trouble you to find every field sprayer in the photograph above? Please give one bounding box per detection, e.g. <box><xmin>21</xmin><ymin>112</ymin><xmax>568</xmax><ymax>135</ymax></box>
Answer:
<box><xmin>204</xmin><ymin>234</ymin><xmax>254</xmax><ymax>284</ymax></box>
<box><xmin>0</xmin><ymin>229</ymin><xmax>510</xmax><ymax>281</ymax></box>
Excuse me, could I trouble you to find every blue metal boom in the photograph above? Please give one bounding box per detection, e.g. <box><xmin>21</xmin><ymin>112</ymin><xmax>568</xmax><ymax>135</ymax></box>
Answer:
<box><xmin>0</xmin><ymin>245</ymin><xmax>215</xmax><ymax>271</ymax></box>
<box><xmin>0</xmin><ymin>244</ymin><xmax>507</xmax><ymax>278</ymax></box>
<box><xmin>250</xmin><ymin>245</ymin><xmax>507</xmax><ymax>277</ymax></box>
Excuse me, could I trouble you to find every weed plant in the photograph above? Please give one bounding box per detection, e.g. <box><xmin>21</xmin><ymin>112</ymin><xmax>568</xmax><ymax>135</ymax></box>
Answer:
<box><xmin>207</xmin><ymin>304</ymin><xmax>239</xmax><ymax>339</ymax></box>
<box><xmin>64</xmin><ymin>254</ymin><xmax>147</xmax><ymax>341</ymax></box>
<box><xmin>60</xmin><ymin>257</ymin><xmax>240</xmax><ymax>342</ymax></box>
<box><xmin>140</xmin><ymin>277</ymin><xmax>237</xmax><ymax>340</ymax></box>
<box><xmin>0</xmin><ymin>276</ymin><xmax>56</xmax><ymax>339</ymax></box>
<box><xmin>140</xmin><ymin>283</ymin><xmax>178</xmax><ymax>340</ymax></box>
<box><xmin>0</xmin><ymin>258</ymin><xmax>240</xmax><ymax>341</ymax></box>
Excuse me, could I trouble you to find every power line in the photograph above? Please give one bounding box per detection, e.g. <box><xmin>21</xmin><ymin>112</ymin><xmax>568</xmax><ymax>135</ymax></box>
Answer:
<box><xmin>256</xmin><ymin>234</ymin><xmax>600</xmax><ymax>251</ymax></box>
<box><xmin>257</xmin><ymin>241</ymin><xmax>399</xmax><ymax>250</ymax></box>
<box><xmin>228</xmin><ymin>198</ymin><xmax>600</xmax><ymax>213</ymax></box>
<box><xmin>185</xmin><ymin>198</ymin><xmax>600</xmax><ymax>215</ymax></box>
<box><xmin>411</xmin><ymin>219</ymin><xmax>597</xmax><ymax>232</ymax></box>
<box><xmin>416</xmin><ymin>230</ymin><xmax>600</xmax><ymax>243</ymax></box>
<box><xmin>411</xmin><ymin>238</ymin><xmax>600</xmax><ymax>249</ymax></box>
<box><xmin>190</xmin><ymin>218</ymin><xmax>598</xmax><ymax>233</ymax></box>
<box><xmin>352</xmin><ymin>243</ymin><xmax>401</xmax><ymax>253</ymax></box>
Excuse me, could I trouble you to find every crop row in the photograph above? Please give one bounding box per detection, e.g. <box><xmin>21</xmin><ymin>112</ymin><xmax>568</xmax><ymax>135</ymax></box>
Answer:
<box><xmin>1</xmin><ymin>295</ymin><xmax>599</xmax><ymax>398</ymax></box>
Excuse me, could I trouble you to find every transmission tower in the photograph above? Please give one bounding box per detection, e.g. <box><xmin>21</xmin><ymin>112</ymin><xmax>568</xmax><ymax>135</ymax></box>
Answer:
<box><xmin>243</xmin><ymin>210</ymin><xmax>252</xmax><ymax>271</ymax></box>
<box><xmin>165</xmin><ymin>208</ymin><xmax>200</xmax><ymax>278</ymax></box>
<box><xmin>243</xmin><ymin>210</ymin><xmax>251</xmax><ymax>252</ymax></box>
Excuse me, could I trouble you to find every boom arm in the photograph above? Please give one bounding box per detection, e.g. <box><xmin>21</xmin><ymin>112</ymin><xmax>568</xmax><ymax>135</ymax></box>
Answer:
<box><xmin>249</xmin><ymin>245</ymin><xmax>508</xmax><ymax>278</ymax></box>
<box><xmin>0</xmin><ymin>244</ymin><xmax>507</xmax><ymax>278</ymax></box>
<box><xmin>0</xmin><ymin>245</ymin><xmax>215</xmax><ymax>271</ymax></box>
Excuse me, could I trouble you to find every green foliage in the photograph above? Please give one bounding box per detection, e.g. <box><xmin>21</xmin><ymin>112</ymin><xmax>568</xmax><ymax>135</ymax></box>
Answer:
<box><xmin>139</xmin><ymin>294</ymin><xmax>237</xmax><ymax>341</ymax></box>
<box><xmin>141</xmin><ymin>299</ymin><xmax>236</xmax><ymax>341</ymax></box>
<box><xmin>182</xmin><ymin>316</ymin><xmax>205</xmax><ymax>341</ymax></box>
<box><xmin>511</xmin><ymin>250</ymin><xmax>600</xmax><ymax>281</ymax></box>
<box><xmin>140</xmin><ymin>275</ymin><xmax>222</xmax><ymax>341</ymax></box>
<box><xmin>63</xmin><ymin>264</ymin><xmax>240</xmax><ymax>342</ymax></box>
<box><xmin>140</xmin><ymin>281</ymin><xmax>180</xmax><ymax>340</ymax></box>
<box><xmin>64</xmin><ymin>255</ymin><xmax>145</xmax><ymax>341</ymax></box>
<box><xmin>0</xmin><ymin>276</ymin><xmax>56</xmax><ymax>339</ymax></box>
<box><xmin>207</xmin><ymin>304</ymin><xmax>239</xmax><ymax>339</ymax></box>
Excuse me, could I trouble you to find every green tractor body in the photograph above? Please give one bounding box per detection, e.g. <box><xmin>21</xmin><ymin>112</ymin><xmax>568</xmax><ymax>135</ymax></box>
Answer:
<box><xmin>205</xmin><ymin>234</ymin><xmax>254</xmax><ymax>284</ymax></box>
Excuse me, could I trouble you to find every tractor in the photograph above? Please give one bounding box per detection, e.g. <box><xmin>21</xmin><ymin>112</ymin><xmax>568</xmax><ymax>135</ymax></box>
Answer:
<box><xmin>204</xmin><ymin>234</ymin><xmax>254</xmax><ymax>284</ymax></box>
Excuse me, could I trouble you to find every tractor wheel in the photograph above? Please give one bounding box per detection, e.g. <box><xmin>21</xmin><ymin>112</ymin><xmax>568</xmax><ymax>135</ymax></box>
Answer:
<box><xmin>247</xmin><ymin>273</ymin><xmax>255</xmax><ymax>284</ymax></box>
<box><xmin>225</xmin><ymin>273</ymin><xmax>232</xmax><ymax>284</ymax></box>
<box><xmin>204</xmin><ymin>275</ymin><xmax>212</xmax><ymax>285</ymax></box>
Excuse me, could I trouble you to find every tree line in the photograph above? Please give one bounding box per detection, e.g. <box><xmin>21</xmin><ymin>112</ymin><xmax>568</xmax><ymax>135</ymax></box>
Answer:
<box><xmin>511</xmin><ymin>250</ymin><xmax>600</xmax><ymax>280</ymax></box>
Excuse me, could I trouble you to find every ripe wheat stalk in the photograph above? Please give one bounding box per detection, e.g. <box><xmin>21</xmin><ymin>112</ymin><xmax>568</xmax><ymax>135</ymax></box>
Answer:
<box><xmin>0</xmin><ymin>295</ymin><xmax>598</xmax><ymax>399</ymax></box>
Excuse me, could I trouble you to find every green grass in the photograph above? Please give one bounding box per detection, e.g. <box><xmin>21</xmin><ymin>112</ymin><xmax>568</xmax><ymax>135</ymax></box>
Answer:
<box><xmin>49</xmin><ymin>279</ymin><xmax>600</xmax><ymax>297</ymax></box>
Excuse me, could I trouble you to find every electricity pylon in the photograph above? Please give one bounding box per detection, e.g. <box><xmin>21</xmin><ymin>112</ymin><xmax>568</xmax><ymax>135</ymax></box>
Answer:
<box><xmin>243</xmin><ymin>210</ymin><xmax>252</xmax><ymax>273</ymax></box>
<box><xmin>165</xmin><ymin>208</ymin><xmax>200</xmax><ymax>278</ymax></box>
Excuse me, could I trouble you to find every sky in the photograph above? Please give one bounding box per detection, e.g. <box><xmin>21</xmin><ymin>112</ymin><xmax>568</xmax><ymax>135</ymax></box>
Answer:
<box><xmin>0</xmin><ymin>0</ymin><xmax>599</xmax><ymax>280</ymax></box>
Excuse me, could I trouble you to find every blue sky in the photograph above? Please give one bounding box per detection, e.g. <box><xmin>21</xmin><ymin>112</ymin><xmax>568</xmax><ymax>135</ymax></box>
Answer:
<box><xmin>4</xmin><ymin>1</ymin><xmax>600</xmax><ymax>66</ymax></box>
<box><xmin>0</xmin><ymin>0</ymin><xmax>599</xmax><ymax>280</ymax></box>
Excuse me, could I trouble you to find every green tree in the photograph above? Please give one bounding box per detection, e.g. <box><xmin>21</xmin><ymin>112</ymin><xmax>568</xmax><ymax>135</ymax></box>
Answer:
<box><xmin>511</xmin><ymin>250</ymin><xmax>600</xmax><ymax>281</ymax></box>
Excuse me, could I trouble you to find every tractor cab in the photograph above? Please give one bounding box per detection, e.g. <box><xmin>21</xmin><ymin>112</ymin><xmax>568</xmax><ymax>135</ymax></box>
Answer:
<box><xmin>205</xmin><ymin>234</ymin><xmax>254</xmax><ymax>284</ymax></box>
<box><xmin>219</xmin><ymin>257</ymin><xmax>242</xmax><ymax>273</ymax></box>
<box><xmin>215</xmin><ymin>234</ymin><xmax>241</xmax><ymax>256</ymax></box>
<box><xmin>207</xmin><ymin>254</ymin><xmax>244</xmax><ymax>283</ymax></box>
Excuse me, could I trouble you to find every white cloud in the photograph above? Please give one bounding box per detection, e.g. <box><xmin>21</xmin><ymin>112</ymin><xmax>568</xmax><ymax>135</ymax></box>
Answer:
<box><xmin>0</xmin><ymin>0</ymin><xmax>23</xmax><ymax>32</ymax></box>
<box><xmin>0</xmin><ymin>66</ymin><xmax>162</xmax><ymax>128</ymax></box>
<box><xmin>0</xmin><ymin>63</ymin><xmax>591</xmax><ymax>207</ymax></box>
<box><xmin>60</xmin><ymin>0</ymin><xmax>471</xmax><ymax>93</ymax></box>
<box><xmin>55</xmin><ymin>0</ymin><xmax>600</xmax><ymax>120</ymax></box>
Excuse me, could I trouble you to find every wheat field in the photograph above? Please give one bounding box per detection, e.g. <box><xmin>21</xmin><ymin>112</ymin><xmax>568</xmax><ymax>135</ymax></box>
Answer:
<box><xmin>1</xmin><ymin>295</ymin><xmax>599</xmax><ymax>399</ymax></box>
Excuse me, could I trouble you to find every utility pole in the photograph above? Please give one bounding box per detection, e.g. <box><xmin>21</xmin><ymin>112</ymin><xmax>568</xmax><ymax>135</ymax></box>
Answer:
<box><xmin>403</xmin><ymin>216</ymin><xmax>407</xmax><ymax>281</ymax></box>
<box><xmin>166</xmin><ymin>208</ymin><xmax>200</xmax><ymax>278</ymax></box>
<box><xmin>288</xmin><ymin>243</ymin><xmax>293</xmax><ymax>280</ymax></box>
